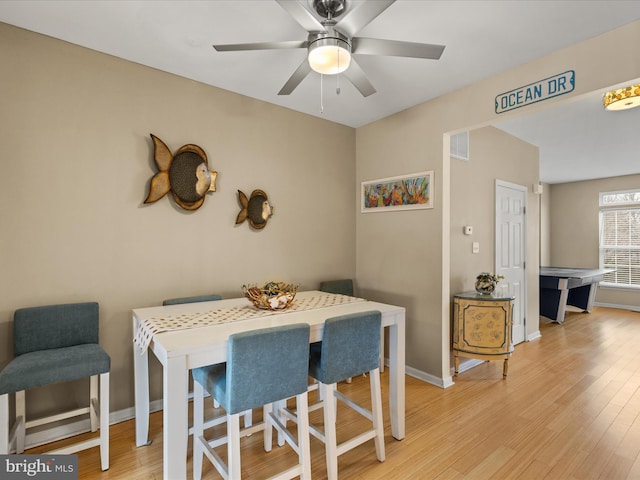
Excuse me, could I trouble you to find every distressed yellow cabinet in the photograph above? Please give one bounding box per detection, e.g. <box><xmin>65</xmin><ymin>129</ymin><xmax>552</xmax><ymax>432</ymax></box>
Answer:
<box><xmin>452</xmin><ymin>292</ymin><xmax>515</xmax><ymax>377</ymax></box>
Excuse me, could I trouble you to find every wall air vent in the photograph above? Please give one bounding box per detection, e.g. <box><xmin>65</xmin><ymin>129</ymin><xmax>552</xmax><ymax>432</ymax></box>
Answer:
<box><xmin>450</xmin><ymin>131</ymin><xmax>469</xmax><ymax>161</ymax></box>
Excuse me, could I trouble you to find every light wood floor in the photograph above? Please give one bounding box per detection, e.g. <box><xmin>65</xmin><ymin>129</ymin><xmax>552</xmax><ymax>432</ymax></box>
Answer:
<box><xmin>28</xmin><ymin>306</ymin><xmax>640</xmax><ymax>479</ymax></box>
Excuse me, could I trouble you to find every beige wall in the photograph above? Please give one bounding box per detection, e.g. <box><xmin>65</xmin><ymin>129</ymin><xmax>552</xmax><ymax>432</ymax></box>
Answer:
<box><xmin>549</xmin><ymin>174</ymin><xmax>640</xmax><ymax>309</ymax></box>
<box><xmin>540</xmin><ymin>183</ymin><xmax>551</xmax><ymax>266</ymax></box>
<box><xmin>450</xmin><ymin>126</ymin><xmax>540</xmax><ymax>338</ymax></box>
<box><xmin>356</xmin><ymin>20</ymin><xmax>640</xmax><ymax>384</ymax></box>
<box><xmin>0</xmin><ymin>23</ymin><xmax>355</xmax><ymax>415</ymax></box>
<box><xmin>356</xmin><ymin>111</ymin><xmax>447</xmax><ymax>381</ymax></box>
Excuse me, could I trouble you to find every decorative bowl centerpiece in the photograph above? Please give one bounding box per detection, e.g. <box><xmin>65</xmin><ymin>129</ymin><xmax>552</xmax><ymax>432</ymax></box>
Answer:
<box><xmin>475</xmin><ymin>272</ymin><xmax>504</xmax><ymax>295</ymax></box>
<box><xmin>242</xmin><ymin>281</ymin><xmax>298</xmax><ymax>310</ymax></box>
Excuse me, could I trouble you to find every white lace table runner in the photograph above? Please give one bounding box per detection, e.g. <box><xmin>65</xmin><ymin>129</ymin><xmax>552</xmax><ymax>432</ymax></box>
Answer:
<box><xmin>134</xmin><ymin>293</ymin><xmax>365</xmax><ymax>354</ymax></box>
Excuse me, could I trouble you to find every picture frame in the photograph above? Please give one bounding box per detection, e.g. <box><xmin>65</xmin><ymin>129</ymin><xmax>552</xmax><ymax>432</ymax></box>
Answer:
<box><xmin>361</xmin><ymin>171</ymin><xmax>434</xmax><ymax>213</ymax></box>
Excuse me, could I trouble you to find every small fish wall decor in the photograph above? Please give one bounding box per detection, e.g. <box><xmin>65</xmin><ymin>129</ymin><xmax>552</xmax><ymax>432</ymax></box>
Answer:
<box><xmin>236</xmin><ymin>189</ymin><xmax>273</xmax><ymax>230</ymax></box>
<box><xmin>144</xmin><ymin>134</ymin><xmax>218</xmax><ymax>211</ymax></box>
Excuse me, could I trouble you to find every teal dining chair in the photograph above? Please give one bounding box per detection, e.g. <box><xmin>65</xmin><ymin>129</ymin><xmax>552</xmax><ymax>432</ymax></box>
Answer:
<box><xmin>319</xmin><ymin>278</ymin><xmax>385</xmax><ymax>374</ymax></box>
<box><xmin>306</xmin><ymin>310</ymin><xmax>385</xmax><ymax>480</ymax></box>
<box><xmin>0</xmin><ymin>302</ymin><xmax>110</xmax><ymax>471</ymax></box>
<box><xmin>319</xmin><ymin>279</ymin><xmax>354</xmax><ymax>296</ymax></box>
<box><xmin>192</xmin><ymin>323</ymin><xmax>312</xmax><ymax>480</ymax></box>
<box><xmin>162</xmin><ymin>293</ymin><xmax>222</xmax><ymax>305</ymax></box>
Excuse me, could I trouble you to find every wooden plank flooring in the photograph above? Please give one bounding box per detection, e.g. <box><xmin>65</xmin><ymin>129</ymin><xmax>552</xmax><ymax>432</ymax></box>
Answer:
<box><xmin>27</xmin><ymin>306</ymin><xmax>640</xmax><ymax>479</ymax></box>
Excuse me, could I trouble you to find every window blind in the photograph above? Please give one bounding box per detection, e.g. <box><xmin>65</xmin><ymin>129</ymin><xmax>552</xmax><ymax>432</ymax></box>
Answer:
<box><xmin>600</xmin><ymin>207</ymin><xmax>640</xmax><ymax>287</ymax></box>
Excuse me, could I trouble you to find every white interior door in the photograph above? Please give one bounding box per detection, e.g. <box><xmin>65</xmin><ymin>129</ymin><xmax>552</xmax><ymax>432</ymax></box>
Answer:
<box><xmin>495</xmin><ymin>180</ymin><xmax>527</xmax><ymax>344</ymax></box>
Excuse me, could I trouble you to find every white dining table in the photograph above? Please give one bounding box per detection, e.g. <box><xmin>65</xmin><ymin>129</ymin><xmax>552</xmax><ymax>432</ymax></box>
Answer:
<box><xmin>132</xmin><ymin>290</ymin><xmax>406</xmax><ymax>480</ymax></box>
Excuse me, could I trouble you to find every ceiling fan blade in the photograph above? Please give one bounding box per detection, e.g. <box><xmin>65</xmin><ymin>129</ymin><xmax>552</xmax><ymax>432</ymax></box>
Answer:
<box><xmin>213</xmin><ymin>40</ymin><xmax>307</xmax><ymax>52</ymax></box>
<box><xmin>352</xmin><ymin>37</ymin><xmax>445</xmax><ymax>60</ymax></box>
<box><xmin>342</xmin><ymin>58</ymin><xmax>376</xmax><ymax>97</ymax></box>
<box><xmin>275</xmin><ymin>0</ymin><xmax>326</xmax><ymax>33</ymax></box>
<box><xmin>278</xmin><ymin>59</ymin><xmax>312</xmax><ymax>95</ymax></box>
<box><xmin>335</xmin><ymin>0</ymin><xmax>395</xmax><ymax>38</ymax></box>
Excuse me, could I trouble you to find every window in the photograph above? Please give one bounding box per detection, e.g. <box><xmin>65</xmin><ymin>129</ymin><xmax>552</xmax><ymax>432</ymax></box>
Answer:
<box><xmin>599</xmin><ymin>189</ymin><xmax>640</xmax><ymax>288</ymax></box>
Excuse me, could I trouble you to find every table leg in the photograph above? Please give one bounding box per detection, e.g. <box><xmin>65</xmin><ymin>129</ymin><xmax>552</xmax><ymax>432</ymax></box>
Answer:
<box><xmin>554</xmin><ymin>279</ymin><xmax>569</xmax><ymax>323</ymax></box>
<box><xmin>380</xmin><ymin>328</ymin><xmax>385</xmax><ymax>373</ymax></box>
<box><xmin>133</xmin><ymin>318</ymin><xmax>151</xmax><ymax>447</ymax></box>
<box><xmin>163</xmin><ymin>356</ymin><xmax>189</xmax><ymax>480</ymax></box>
<box><xmin>387</xmin><ymin>312</ymin><xmax>405</xmax><ymax>440</ymax></box>
<box><xmin>586</xmin><ymin>283</ymin><xmax>598</xmax><ymax>312</ymax></box>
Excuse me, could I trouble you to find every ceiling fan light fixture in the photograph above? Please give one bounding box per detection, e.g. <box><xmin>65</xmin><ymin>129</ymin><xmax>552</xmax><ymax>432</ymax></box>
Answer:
<box><xmin>603</xmin><ymin>84</ymin><xmax>640</xmax><ymax>111</ymax></box>
<box><xmin>308</xmin><ymin>36</ymin><xmax>351</xmax><ymax>75</ymax></box>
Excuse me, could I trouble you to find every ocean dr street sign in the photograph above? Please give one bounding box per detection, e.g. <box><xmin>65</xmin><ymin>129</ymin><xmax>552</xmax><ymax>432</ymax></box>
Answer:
<box><xmin>495</xmin><ymin>70</ymin><xmax>575</xmax><ymax>114</ymax></box>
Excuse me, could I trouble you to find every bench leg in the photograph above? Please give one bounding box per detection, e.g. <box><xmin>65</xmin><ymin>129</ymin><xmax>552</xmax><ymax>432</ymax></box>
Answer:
<box><xmin>0</xmin><ymin>394</ymin><xmax>8</xmax><ymax>454</ymax></box>
<box><xmin>100</xmin><ymin>373</ymin><xmax>110</xmax><ymax>471</ymax></box>
<box><xmin>15</xmin><ymin>391</ymin><xmax>25</xmax><ymax>453</ymax></box>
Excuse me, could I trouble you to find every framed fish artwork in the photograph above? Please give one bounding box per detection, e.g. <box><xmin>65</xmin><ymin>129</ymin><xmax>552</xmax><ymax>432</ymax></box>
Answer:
<box><xmin>361</xmin><ymin>171</ymin><xmax>433</xmax><ymax>213</ymax></box>
<box><xmin>144</xmin><ymin>134</ymin><xmax>218</xmax><ymax>211</ymax></box>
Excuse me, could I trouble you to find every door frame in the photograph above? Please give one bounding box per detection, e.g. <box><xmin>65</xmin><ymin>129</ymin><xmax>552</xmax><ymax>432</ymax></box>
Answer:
<box><xmin>495</xmin><ymin>179</ymin><xmax>528</xmax><ymax>343</ymax></box>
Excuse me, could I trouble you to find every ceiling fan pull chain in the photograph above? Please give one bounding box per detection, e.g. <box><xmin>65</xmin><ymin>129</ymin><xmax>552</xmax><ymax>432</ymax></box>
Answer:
<box><xmin>337</xmin><ymin>47</ymin><xmax>342</xmax><ymax>95</ymax></box>
<box><xmin>320</xmin><ymin>73</ymin><xmax>324</xmax><ymax>113</ymax></box>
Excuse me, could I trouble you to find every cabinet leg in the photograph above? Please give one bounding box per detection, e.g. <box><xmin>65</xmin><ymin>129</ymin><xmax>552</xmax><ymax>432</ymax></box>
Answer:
<box><xmin>454</xmin><ymin>356</ymin><xmax>459</xmax><ymax>376</ymax></box>
<box><xmin>503</xmin><ymin>358</ymin><xmax>509</xmax><ymax>378</ymax></box>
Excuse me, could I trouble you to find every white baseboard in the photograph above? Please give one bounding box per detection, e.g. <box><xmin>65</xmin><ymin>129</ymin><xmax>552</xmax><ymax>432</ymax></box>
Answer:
<box><xmin>595</xmin><ymin>302</ymin><xmax>640</xmax><ymax>313</ymax></box>
<box><xmin>449</xmin><ymin>358</ymin><xmax>485</xmax><ymax>378</ymax></box>
<box><xmin>527</xmin><ymin>330</ymin><xmax>542</xmax><ymax>341</ymax></box>
<box><xmin>382</xmin><ymin>355</ymin><xmax>453</xmax><ymax>389</ymax></box>
<box><xmin>403</xmin><ymin>364</ymin><xmax>454</xmax><ymax>388</ymax></box>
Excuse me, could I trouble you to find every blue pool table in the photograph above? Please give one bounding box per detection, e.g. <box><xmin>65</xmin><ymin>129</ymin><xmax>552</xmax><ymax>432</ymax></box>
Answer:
<box><xmin>539</xmin><ymin>267</ymin><xmax>613</xmax><ymax>323</ymax></box>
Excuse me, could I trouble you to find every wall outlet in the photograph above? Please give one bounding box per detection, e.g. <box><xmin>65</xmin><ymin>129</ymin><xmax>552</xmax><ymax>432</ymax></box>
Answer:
<box><xmin>472</xmin><ymin>242</ymin><xmax>480</xmax><ymax>253</ymax></box>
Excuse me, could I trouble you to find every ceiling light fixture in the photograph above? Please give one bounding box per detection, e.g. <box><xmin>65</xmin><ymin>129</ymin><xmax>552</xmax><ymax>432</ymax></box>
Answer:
<box><xmin>603</xmin><ymin>84</ymin><xmax>640</xmax><ymax>111</ymax></box>
<box><xmin>307</xmin><ymin>30</ymin><xmax>351</xmax><ymax>75</ymax></box>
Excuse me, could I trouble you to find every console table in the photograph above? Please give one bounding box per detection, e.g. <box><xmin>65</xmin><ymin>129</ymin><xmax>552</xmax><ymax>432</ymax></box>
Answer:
<box><xmin>452</xmin><ymin>292</ymin><xmax>515</xmax><ymax>377</ymax></box>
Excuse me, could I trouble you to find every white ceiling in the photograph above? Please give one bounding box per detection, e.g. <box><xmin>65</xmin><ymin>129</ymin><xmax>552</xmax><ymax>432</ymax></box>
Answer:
<box><xmin>496</xmin><ymin>88</ymin><xmax>640</xmax><ymax>184</ymax></box>
<box><xmin>1</xmin><ymin>0</ymin><xmax>639</xmax><ymax>184</ymax></box>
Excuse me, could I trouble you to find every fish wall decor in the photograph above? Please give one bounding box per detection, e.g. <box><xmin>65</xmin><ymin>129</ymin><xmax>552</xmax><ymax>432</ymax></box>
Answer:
<box><xmin>144</xmin><ymin>134</ymin><xmax>218</xmax><ymax>211</ymax></box>
<box><xmin>235</xmin><ymin>189</ymin><xmax>273</xmax><ymax>230</ymax></box>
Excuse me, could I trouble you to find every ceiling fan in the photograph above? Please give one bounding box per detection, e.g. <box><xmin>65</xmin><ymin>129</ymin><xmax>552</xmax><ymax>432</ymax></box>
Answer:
<box><xmin>212</xmin><ymin>0</ymin><xmax>445</xmax><ymax>97</ymax></box>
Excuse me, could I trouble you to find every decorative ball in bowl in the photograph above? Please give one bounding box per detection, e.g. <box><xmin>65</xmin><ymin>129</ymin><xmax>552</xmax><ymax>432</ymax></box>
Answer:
<box><xmin>242</xmin><ymin>281</ymin><xmax>298</xmax><ymax>310</ymax></box>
